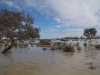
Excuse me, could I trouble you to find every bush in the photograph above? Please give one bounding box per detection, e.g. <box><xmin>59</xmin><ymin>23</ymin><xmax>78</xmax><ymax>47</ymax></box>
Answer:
<box><xmin>84</xmin><ymin>43</ymin><xmax>87</xmax><ymax>46</ymax></box>
<box><xmin>76</xmin><ymin>42</ymin><xmax>79</xmax><ymax>45</ymax></box>
<box><xmin>4</xmin><ymin>42</ymin><xmax>9</xmax><ymax>46</ymax></box>
<box><xmin>95</xmin><ymin>44</ymin><xmax>100</xmax><ymax>49</ymax></box>
<box><xmin>38</xmin><ymin>40</ymin><xmax>51</xmax><ymax>45</ymax></box>
<box><xmin>60</xmin><ymin>39</ymin><xmax>66</xmax><ymax>41</ymax></box>
<box><xmin>0</xmin><ymin>43</ymin><xmax>2</xmax><ymax>47</ymax></box>
<box><xmin>63</xmin><ymin>45</ymin><xmax>75</xmax><ymax>52</ymax></box>
<box><xmin>50</xmin><ymin>42</ymin><xmax>65</xmax><ymax>50</ymax></box>
<box><xmin>0</xmin><ymin>39</ymin><xmax>5</xmax><ymax>43</ymax></box>
<box><xmin>18</xmin><ymin>43</ymin><xmax>28</xmax><ymax>48</ymax></box>
<box><xmin>42</xmin><ymin>47</ymin><xmax>47</xmax><ymax>50</ymax></box>
<box><xmin>29</xmin><ymin>42</ymin><xmax>34</xmax><ymax>47</ymax></box>
<box><xmin>13</xmin><ymin>43</ymin><xmax>18</xmax><ymax>46</ymax></box>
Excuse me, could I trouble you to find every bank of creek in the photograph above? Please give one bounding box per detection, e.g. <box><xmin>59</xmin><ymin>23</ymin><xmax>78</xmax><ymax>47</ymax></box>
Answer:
<box><xmin>0</xmin><ymin>39</ymin><xmax>100</xmax><ymax>75</ymax></box>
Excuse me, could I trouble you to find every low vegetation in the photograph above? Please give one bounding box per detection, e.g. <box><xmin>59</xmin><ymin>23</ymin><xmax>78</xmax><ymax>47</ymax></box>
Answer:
<box><xmin>50</xmin><ymin>42</ymin><xmax>65</xmax><ymax>50</ymax></box>
<box><xmin>29</xmin><ymin>42</ymin><xmax>34</xmax><ymax>47</ymax></box>
<box><xmin>84</xmin><ymin>43</ymin><xmax>87</xmax><ymax>46</ymax></box>
<box><xmin>37</xmin><ymin>40</ymin><xmax>51</xmax><ymax>45</ymax></box>
<box><xmin>63</xmin><ymin>45</ymin><xmax>75</xmax><ymax>52</ymax></box>
<box><xmin>0</xmin><ymin>39</ymin><xmax>5</xmax><ymax>43</ymax></box>
<box><xmin>42</xmin><ymin>47</ymin><xmax>47</xmax><ymax>50</ymax></box>
<box><xmin>13</xmin><ymin>42</ymin><xmax>29</xmax><ymax>48</ymax></box>
<box><xmin>95</xmin><ymin>44</ymin><xmax>100</xmax><ymax>49</ymax></box>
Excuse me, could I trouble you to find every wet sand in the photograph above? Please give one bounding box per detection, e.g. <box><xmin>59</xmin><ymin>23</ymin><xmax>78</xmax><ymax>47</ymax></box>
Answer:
<box><xmin>0</xmin><ymin>39</ymin><xmax>100</xmax><ymax>75</ymax></box>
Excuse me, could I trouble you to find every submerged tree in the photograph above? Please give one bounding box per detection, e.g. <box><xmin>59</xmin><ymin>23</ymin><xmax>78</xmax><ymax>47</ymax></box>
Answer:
<box><xmin>0</xmin><ymin>8</ymin><xmax>40</xmax><ymax>53</ymax></box>
<box><xmin>83</xmin><ymin>28</ymin><xmax>97</xmax><ymax>42</ymax></box>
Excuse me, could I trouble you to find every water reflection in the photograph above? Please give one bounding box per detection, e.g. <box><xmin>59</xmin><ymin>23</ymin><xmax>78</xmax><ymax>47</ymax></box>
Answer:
<box><xmin>84</xmin><ymin>45</ymin><xmax>99</xmax><ymax>58</ymax></box>
<box><xmin>63</xmin><ymin>52</ymin><xmax>74</xmax><ymax>57</ymax></box>
<box><xmin>76</xmin><ymin>49</ymin><xmax>82</xmax><ymax>54</ymax></box>
<box><xmin>84</xmin><ymin>45</ymin><xmax>99</xmax><ymax>69</ymax></box>
<box><xmin>0</xmin><ymin>52</ymin><xmax>40</xmax><ymax>75</ymax></box>
<box><xmin>1</xmin><ymin>39</ymin><xmax>100</xmax><ymax>75</ymax></box>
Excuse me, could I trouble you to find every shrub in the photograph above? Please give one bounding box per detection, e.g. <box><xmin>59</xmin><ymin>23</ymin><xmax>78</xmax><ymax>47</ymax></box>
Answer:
<box><xmin>18</xmin><ymin>43</ymin><xmax>28</xmax><ymax>48</ymax></box>
<box><xmin>38</xmin><ymin>40</ymin><xmax>51</xmax><ymax>45</ymax></box>
<box><xmin>63</xmin><ymin>45</ymin><xmax>75</xmax><ymax>52</ymax></box>
<box><xmin>13</xmin><ymin>43</ymin><xmax>18</xmax><ymax>46</ymax></box>
<box><xmin>60</xmin><ymin>39</ymin><xmax>66</xmax><ymax>41</ymax></box>
<box><xmin>42</xmin><ymin>47</ymin><xmax>47</xmax><ymax>50</ymax></box>
<box><xmin>4</xmin><ymin>42</ymin><xmax>9</xmax><ymax>46</ymax></box>
<box><xmin>84</xmin><ymin>43</ymin><xmax>87</xmax><ymax>46</ymax></box>
<box><xmin>29</xmin><ymin>42</ymin><xmax>34</xmax><ymax>47</ymax></box>
<box><xmin>76</xmin><ymin>42</ymin><xmax>79</xmax><ymax>45</ymax></box>
<box><xmin>50</xmin><ymin>42</ymin><xmax>65</xmax><ymax>50</ymax></box>
<box><xmin>0</xmin><ymin>43</ymin><xmax>2</xmax><ymax>48</ymax></box>
<box><xmin>0</xmin><ymin>39</ymin><xmax>5</xmax><ymax>43</ymax></box>
<box><xmin>95</xmin><ymin>44</ymin><xmax>100</xmax><ymax>49</ymax></box>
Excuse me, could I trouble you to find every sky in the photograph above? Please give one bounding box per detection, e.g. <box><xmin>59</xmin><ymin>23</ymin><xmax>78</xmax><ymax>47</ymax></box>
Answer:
<box><xmin>0</xmin><ymin>0</ymin><xmax>100</xmax><ymax>39</ymax></box>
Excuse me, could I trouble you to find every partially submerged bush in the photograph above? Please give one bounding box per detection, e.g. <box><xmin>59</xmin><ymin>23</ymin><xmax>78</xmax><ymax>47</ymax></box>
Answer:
<box><xmin>95</xmin><ymin>44</ymin><xmax>100</xmax><ymax>49</ymax></box>
<box><xmin>4</xmin><ymin>42</ymin><xmax>9</xmax><ymax>46</ymax></box>
<box><xmin>0</xmin><ymin>43</ymin><xmax>2</xmax><ymax>48</ymax></box>
<box><xmin>0</xmin><ymin>39</ymin><xmax>5</xmax><ymax>43</ymax></box>
<box><xmin>38</xmin><ymin>40</ymin><xmax>51</xmax><ymax>45</ymax></box>
<box><xmin>63</xmin><ymin>45</ymin><xmax>75</xmax><ymax>52</ymax></box>
<box><xmin>13</xmin><ymin>43</ymin><xmax>18</xmax><ymax>46</ymax></box>
<box><xmin>76</xmin><ymin>42</ymin><xmax>79</xmax><ymax>45</ymax></box>
<box><xmin>42</xmin><ymin>47</ymin><xmax>47</xmax><ymax>50</ymax></box>
<box><xmin>18</xmin><ymin>43</ymin><xmax>28</xmax><ymax>48</ymax></box>
<box><xmin>50</xmin><ymin>42</ymin><xmax>65</xmax><ymax>50</ymax></box>
<box><xmin>84</xmin><ymin>43</ymin><xmax>87</xmax><ymax>46</ymax></box>
<box><xmin>29</xmin><ymin>42</ymin><xmax>34</xmax><ymax>47</ymax></box>
<box><xmin>60</xmin><ymin>39</ymin><xmax>66</xmax><ymax>41</ymax></box>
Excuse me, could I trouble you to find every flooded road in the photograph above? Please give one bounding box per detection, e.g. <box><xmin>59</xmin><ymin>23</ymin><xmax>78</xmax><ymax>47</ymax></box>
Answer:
<box><xmin>0</xmin><ymin>39</ymin><xmax>100</xmax><ymax>75</ymax></box>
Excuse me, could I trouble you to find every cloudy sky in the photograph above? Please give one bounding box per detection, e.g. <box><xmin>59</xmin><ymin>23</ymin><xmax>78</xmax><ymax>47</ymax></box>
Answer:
<box><xmin>0</xmin><ymin>0</ymin><xmax>100</xmax><ymax>38</ymax></box>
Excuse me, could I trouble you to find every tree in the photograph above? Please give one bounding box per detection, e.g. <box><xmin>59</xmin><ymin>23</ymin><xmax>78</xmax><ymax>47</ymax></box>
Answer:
<box><xmin>83</xmin><ymin>28</ymin><xmax>97</xmax><ymax>42</ymax></box>
<box><xmin>0</xmin><ymin>8</ymin><xmax>40</xmax><ymax>53</ymax></box>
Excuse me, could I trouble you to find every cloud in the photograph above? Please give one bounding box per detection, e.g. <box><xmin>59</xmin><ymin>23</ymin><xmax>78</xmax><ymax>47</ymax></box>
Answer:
<box><xmin>1</xmin><ymin>0</ymin><xmax>100</xmax><ymax>28</ymax></box>
<box><xmin>1</xmin><ymin>0</ymin><xmax>100</xmax><ymax>38</ymax></box>
<box><xmin>48</xmin><ymin>0</ymin><xmax>100</xmax><ymax>27</ymax></box>
<box><xmin>0</xmin><ymin>0</ymin><xmax>20</xmax><ymax>9</ymax></box>
<box><xmin>23</xmin><ymin>0</ymin><xmax>100</xmax><ymax>28</ymax></box>
<box><xmin>55</xmin><ymin>18</ymin><xmax>61</xmax><ymax>23</ymax></box>
<box><xmin>0</xmin><ymin>0</ymin><xmax>13</xmax><ymax>6</ymax></box>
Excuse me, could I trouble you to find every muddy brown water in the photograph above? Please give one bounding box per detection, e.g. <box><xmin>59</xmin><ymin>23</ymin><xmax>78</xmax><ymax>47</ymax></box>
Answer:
<box><xmin>0</xmin><ymin>39</ymin><xmax>100</xmax><ymax>75</ymax></box>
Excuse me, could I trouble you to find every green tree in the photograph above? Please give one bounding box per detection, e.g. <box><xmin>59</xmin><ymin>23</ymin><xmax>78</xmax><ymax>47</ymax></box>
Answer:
<box><xmin>83</xmin><ymin>28</ymin><xmax>97</xmax><ymax>42</ymax></box>
<box><xmin>0</xmin><ymin>8</ymin><xmax>40</xmax><ymax>53</ymax></box>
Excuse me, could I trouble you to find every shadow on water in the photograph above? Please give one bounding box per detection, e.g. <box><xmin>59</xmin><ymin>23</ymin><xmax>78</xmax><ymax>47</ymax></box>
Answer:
<box><xmin>63</xmin><ymin>52</ymin><xmax>74</xmax><ymax>58</ymax></box>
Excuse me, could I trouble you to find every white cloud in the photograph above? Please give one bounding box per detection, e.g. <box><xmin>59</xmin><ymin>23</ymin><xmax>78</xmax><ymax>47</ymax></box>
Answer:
<box><xmin>23</xmin><ymin>0</ymin><xmax>100</xmax><ymax>28</ymax></box>
<box><xmin>4</xmin><ymin>1</ymin><xmax>13</xmax><ymax>6</ymax></box>
<box><xmin>0</xmin><ymin>0</ymin><xmax>20</xmax><ymax>9</ymax></box>
<box><xmin>47</xmin><ymin>0</ymin><xmax>100</xmax><ymax>27</ymax></box>
<box><xmin>55</xmin><ymin>18</ymin><xmax>61</xmax><ymax>23</ymax></box>
<box><xmin>1</xmin><ymin>0</ymin><xmax>100</xmax><ymax>28</ymax></box>
<box><xmin>1</xmin><ymin>0</ymin><xmax>100</xmax><ymax>38</ymax></box>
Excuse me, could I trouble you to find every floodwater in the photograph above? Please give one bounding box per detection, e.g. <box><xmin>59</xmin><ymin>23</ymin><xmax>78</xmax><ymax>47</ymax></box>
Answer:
<box><xmin>0</xmin><ymin>39</ymin><xmax>100</xmax><ymax>75</ymax></box>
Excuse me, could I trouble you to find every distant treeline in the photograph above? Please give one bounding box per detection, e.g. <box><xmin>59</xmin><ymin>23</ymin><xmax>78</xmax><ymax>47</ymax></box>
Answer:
<box><xmin>55</xmin><ymin>36</ymin><xmax>100</xmax><ymax>40</ymax></box>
